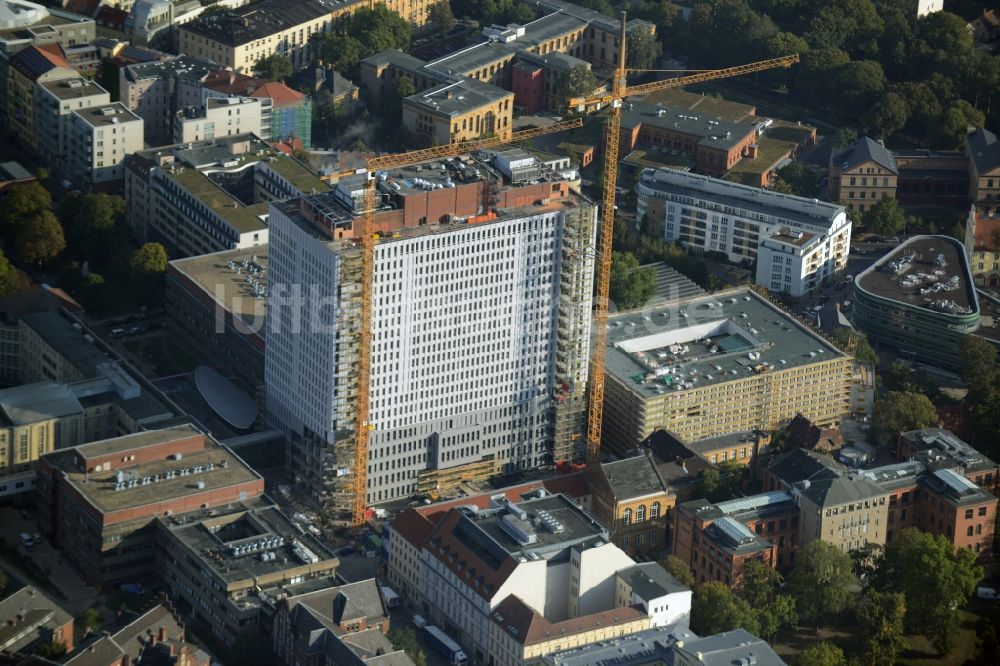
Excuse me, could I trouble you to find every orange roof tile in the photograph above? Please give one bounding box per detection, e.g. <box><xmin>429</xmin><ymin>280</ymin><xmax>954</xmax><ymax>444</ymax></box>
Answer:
<box><xmin>251</xmin><ymin>81</ymin><xmax>305</xmax><ymax>106</ymax></box>
<box><xmin>974</xmin><ymin>215</ymin><xmax>1000</xmax><ymax>253</ymax></box>
<box><xmin>491</xmin><ymin>595</ymin><xmax>647</xmax><ymax>646</ymax></box>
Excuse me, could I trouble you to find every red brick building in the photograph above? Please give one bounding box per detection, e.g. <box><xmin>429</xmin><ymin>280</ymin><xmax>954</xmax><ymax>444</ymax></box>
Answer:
<box><xmin>36</xmin><ymin>424</ymin><xmax>265</xmax><ymax>588</ymax></box>
<box><xmin>672</xmin><ymin>491</ymin><xmax>798</xmax><ymax>586</ymax></box>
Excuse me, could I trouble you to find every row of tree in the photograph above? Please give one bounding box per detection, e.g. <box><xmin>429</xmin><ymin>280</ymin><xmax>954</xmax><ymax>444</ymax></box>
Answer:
<box><xmin>0</xmin><ymin>181</ymin><xmax>168</xmax><ymax>308</ymax></box>
<box><xmin>637</xmin><ymin>0</ymin><xmax>996</xmax><ymax>147</ymax></box>
<box><xmin>665</xmin><ymin>526</ymin><xmax>983</xmax><ymax>664</ymax></box>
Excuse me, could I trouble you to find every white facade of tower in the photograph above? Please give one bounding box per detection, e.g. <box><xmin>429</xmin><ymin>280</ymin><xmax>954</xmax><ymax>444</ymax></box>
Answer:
<box><xmin>265</xmin><ymin>200</ymin><xmax>596</xmax><ymax>504</ymax></box>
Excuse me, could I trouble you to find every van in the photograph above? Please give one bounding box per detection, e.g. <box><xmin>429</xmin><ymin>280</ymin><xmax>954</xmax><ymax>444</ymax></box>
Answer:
<box><xmin>412</xmin><ymin>614</ymin><xmax>428</xmax><ymax>629</ymax></box>
<box><xmin>977</xmin><ymin>586</ymin><xmax>999</xmax><ymax>600</ymax></box>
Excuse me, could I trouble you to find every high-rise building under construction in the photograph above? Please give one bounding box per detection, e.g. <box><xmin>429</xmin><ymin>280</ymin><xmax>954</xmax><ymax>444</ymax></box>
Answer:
<box><xmin>265</xmin><ymin>152</ymin><xmax>597</xmax><ymax>507</ymax></box>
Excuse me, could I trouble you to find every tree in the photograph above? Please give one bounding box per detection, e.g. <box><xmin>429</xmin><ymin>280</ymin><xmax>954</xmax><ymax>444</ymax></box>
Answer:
<box><xmin>861</xmin><ymin>197</ymin><xmax>905</xmax><ymax>237</ymax></box>
<box><xmin>874</xmin><ymin>528</ymin><xmax>982</xmax><ymax>654</ymax></box>
<box><xmin>849</xmin><ymin>542</ymin><xmax>883</xmax><ymax>583</ymax></box>
<box><xmin>36</xmin><ymin>641</ymin><xmax>67</xmax><ymax>659</ymax></box>
<box><xmin>312</xmin><ymin>6</ymin><xmax>411</xmax><ymax>77</ymax></box>
<box><xmin>871</xmin><ymin>391</ymin><xmax>937</xmax><ymax>444</ymax></box>
<box><xmin>12</xmin><ymin>209</ymin><xmax>64</xmax><ymax>266</ymax></box>
<box><xmin>626</xmin><ymin>26</ymin><xmax>662</xmax><ymax>71</ymax></box>
<box><xmin>76</xmin><ymin>607</ymin><xmax>102</xmax><ymax>633</ymax></box>
<box><xmin>834</xmin><ymin>60</ymin><xmax>886</xmax><ymax>117</ymax></box>
<box><xmin>0</xmin><ymin>182</ymin><xmax>52</xmax><ymax>234</ymax></box>
<box><xmin>797</xmin><ymin>641</ymin><xmax>847</xmax><ymax>666</ymax></box>
<box><xmin>856</xmin><ymin>591</ymin><xmax>906</xmax><ymax>666</ymax></box>
<box><xmin>740</xmin><ymin>558</ymin><xmax>781</xmax><ymax>606</ymax></box>
<box><xmin>388</xmin><ymin>627</ymin><xmax>427</xmax><ymax>666</ymax></box>
<box><xmin>691</xmin><ymin>581</ymin><xmax>760</xmax><ymax>636</ymax></box>
<box><xmin>757</xmin><ymin>594</ymin><xmax>797</xmax><ymax>642</ymax></box>
<box><xmin>774</xmin><ymin>162</ymin><xmax>819</xmax><ymax>198</ymax></box>
<box><xmin>659</xmin><ymin>555</ymin><xmax>695</xmax><ymax>587</ymax></box>
<box><xmin>610</xmin><ymin>251</ymin><xmax>655</xmax><ymax>310</ymax></box>
<box><xmin>428</xmin><ymin>1</ymin><xmax>456</xmax><ymax>32</ymax></box>
<box><xmin>59</xmin><ymin>193</ymin><xmax>128</xmax><ymax>267</ymax></box>
<box><xmin>830</xmin><ymin>328</ymin><xmax>878</xmax><ymax>366</ymax></box>
<box><xmin>557</xmin><ymin>65</ymin><xmax>598</xmax><ymax>101</ymax></box>
<box><xmin>937</xmin><ymin>99</ymin><xmax>985</xmax><ymax>148</ymax></box>
<box><xmin>794</xmin><ymin>48</ymin><xmax>850</xmax><ymax>102</ymax></box>
<box><xmin>862</xmin><ymin>92</ymin><xmax>909</xmax><ymax>139</ymax></box>
<box><xmin>959</xmin><ymin>334</ymin><xmax>998</xmax><ymax>399</ymax></box>
<box><xmin>254</xmin><ymin>53</ymin><xmax>293</xmax><ymax>82</ymax></box>
<box><xmin>129</xmin><ymin>243</ymin><xmax>169</xmax><ymax>275</ymax></box>
<box><xmin>786</xmin><ymin>540</ymin><xmax>856</xmax><ymax>626</ymax></box>
<box><xmin>0</xmin><ymin>249</ymin><xmax>30</xmax><ymax>296</ymax></box>
<box><xmin>386</xmin><ymin>75</ymin><xmax>417</xmax><ymax>126</ymax></box>
<box><xmin>697</xmin><ymin>468</ymin><xmax>721</xmax><ymax>500</ymax></box>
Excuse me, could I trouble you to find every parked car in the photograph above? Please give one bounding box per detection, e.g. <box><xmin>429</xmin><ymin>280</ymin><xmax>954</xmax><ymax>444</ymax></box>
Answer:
<box><xmin>110</xmin><ymin>328</ymin><xmax>125</xmax><ymax>338</ymax></box>
<box><xmin>886</xmin><ymin>236</ymin><xmax>900</xmax><ymax>243</ymax></box>
<box><xmin>19</xmin><ymin>533</ymin><xmax>35</xmax><ymax>548</ymax></box>
<box><xmin>844</xmin><ymin>274</ymin><xmax>854</xmax><ymax>282</ymax></box>
<box><xmin>412</xmin><ymin>614</ymin><xmax>428</xmax><ymax>629</ymax></box>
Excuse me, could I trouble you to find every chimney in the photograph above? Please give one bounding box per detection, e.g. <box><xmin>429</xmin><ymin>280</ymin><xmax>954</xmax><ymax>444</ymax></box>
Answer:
<box><xmin>158</xmin><ymin>625</ymin><xmax>167</xmax><ymax>642</ymax></box>
<box><xmin>148</xmin><ymin>628</ymin><xmax>157</xmax><ymax>646</ymax></box>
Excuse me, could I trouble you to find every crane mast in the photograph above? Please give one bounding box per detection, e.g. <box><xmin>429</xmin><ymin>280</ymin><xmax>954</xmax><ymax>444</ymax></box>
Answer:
<box><xmin>344</xmin><ymin>119</ymin><xmax>583</xmax><ymax>525</ymax></box>
<box><xmin>578</xmin><ymin>16</ymin><xmax>798</xmax><ymax>464</ymax></box>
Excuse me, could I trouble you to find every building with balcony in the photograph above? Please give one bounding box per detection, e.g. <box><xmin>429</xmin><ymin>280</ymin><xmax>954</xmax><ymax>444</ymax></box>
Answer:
<box><xmin>637</xmin><ymin>168</ymin><xmax>851</xmax><ymax>296</ymax></box>
<box><xmin>65</xmin><ymin>102</ymin><xmax>143</xmax><ymax>191</ymax></box>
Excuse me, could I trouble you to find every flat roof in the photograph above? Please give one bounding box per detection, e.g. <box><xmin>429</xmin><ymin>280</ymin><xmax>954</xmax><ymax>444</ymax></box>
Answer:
<box><xmin>622</xmin><ymin>103</ymin><xmax>753</xmax><ymax>152</ymax></box>
<box><xmin>73</xmin><ymin>102</ymin><xmax>140</xmax><ymax>128</ymax></box>
<box><xmin>160</xmin><ymin>501</ymin><xmax>336</xmax><ymax>586</ymax></box>
<box><xmin>181</xmin><ymin>0</ymin><xmax>351</xmax><ymax>46</ymax></box>
<box><xmin>604</xmin><ymin>288</ymin><xmax>846</xmax><ymax>399</ymax></box>
<box><xmin>856</xmin><ymin>235</ymin><xmax>978</xmax><ymax>316</ymax></box>
<box><xmin>44</xmin><ymin>425</ymin><xmax>263</xmax><ymax>514</ymax></box>
<box><xmin>638</xmin><ymin>167</ymin><xmax>844</xmax><ymax>232</ymax></box>
<box><xmin>443</xmin><ymin>494</ymin><xmax>607</xmax><ymax>569</ymax></box>
<box><xmin>20</xmin><ymin>310</ymin><xmax>108</xmax><ymax>376</ymax></box>
<box><xmin>146</xmin><ymin>136</ymin><xmax>328</xmax><ymax>233</ymax></box>
<box><xmin>169</xmin><ymin>245</ymin><xmax>268</xmax><ymax>338</ymax></box>
<box><xmin>40</xmin><ymin>76</ymin><xmax>108</xmax><ymax>101</ymax></box>
<box><xmin>616</xmin><ymin>562</ymin><xmax>689</xmax><ymax>598</ymax></box>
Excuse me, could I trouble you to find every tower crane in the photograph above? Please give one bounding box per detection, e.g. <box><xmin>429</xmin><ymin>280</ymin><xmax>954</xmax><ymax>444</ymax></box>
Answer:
<box><xmin>570</xmin><ymin>15</ymin><xmax>798</xmax><ymax>463</ymax></box>
<box><xmin>326</xmin><ymin>118</ymin><xmax>584</xmax><ymax>526</ymax></box>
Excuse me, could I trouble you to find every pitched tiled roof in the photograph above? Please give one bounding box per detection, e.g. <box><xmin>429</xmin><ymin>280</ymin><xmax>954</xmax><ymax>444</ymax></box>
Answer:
<box><xmin>968</xmin><ymin>129</ymin><xmax>1000</xmax><ymax>175</ymax></box>
<box><xmin>252</xmin><ymin>81</ymin><xmax>305</xmax><ymax>106</ymax></box>
<box><xmin>96</xmin><ymin>6</ymin><xmax>128</xmax><ymax>30</ymax></box>
<box><xmin>203</xmin><ymin>69</ymin><xmax>268</xmax><ymax>95</ymax></box>
<box><xmin>11</xmin><ymin>45</ymin><xmax>72</xmax><ymax>81</ymax></box>
<box><xmin>64</xmin><ymin>0</ymin><xmax>100</xmax><ymax>18</ymax></box>
<box><xmin>973</xmin><ymin>215</ymin><xmax>1000</xmax><ymax>252</ymax></box>
<box><xmin>491</xmin><ymin>595</ymin><xmax>647</xmax><ymax>647</ymax></box>
<box><xmin>390</xmin><ymin>508</ymin><xmax>435</xmax><ymax>547</ymax></box>
<box><xmin>424</xmin><ymin>510</ymin><xmax>519</xmax><ymax>600</ymax></box>
<box><xmin>833</xmin><ymin>137</ymin><xmax>898</xmax><ymax>174</ymax></box>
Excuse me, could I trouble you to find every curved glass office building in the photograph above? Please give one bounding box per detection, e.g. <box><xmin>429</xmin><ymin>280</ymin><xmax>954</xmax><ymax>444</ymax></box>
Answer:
<box><xmin>854</xmin><ymin>235</ymin><xmax>979</xmax><ymax>371</ymax></box>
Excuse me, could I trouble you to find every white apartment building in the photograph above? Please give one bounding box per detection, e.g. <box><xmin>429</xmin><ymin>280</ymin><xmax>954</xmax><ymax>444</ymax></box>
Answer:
<box><xmin>637</xmin><ymin>168</ymin><xmax>851</xmax><ymax>297</ymax></box>
<box><xmin>265</xmin><ymin>193</ymin><xmax>597</xmax><ymax>505</ymax></box>
<box><xmin>174</xmin><ymin>96</ymin><xmax>264</xmax><ymax>143</ymax></box>
<box><xmin>66</xmin><ymin>103</ymin><xmax>144</xmax><ymax>191</ymax></box>
<box><xmin>35</xmin><ymin>77</ymin><xmax>110</xmax><ymax>176</ymax></box>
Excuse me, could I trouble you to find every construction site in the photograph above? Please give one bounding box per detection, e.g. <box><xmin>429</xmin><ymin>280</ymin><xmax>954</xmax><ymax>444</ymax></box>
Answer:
<box><xmin>257</xmin><ymin>17</ymin><xmax>800</xmax><ymax>523</ymax></box>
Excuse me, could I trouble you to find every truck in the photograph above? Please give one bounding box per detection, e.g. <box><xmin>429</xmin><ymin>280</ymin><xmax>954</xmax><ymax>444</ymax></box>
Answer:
<box><xmin>423</xmin><ymin>625</ymin><xmax>468</xmax><ymax>666</ymax></box>
<box><xmin>380</xmin><ymin>585</ymin><xmax>400</xmax><ymax>609</ymax></box>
